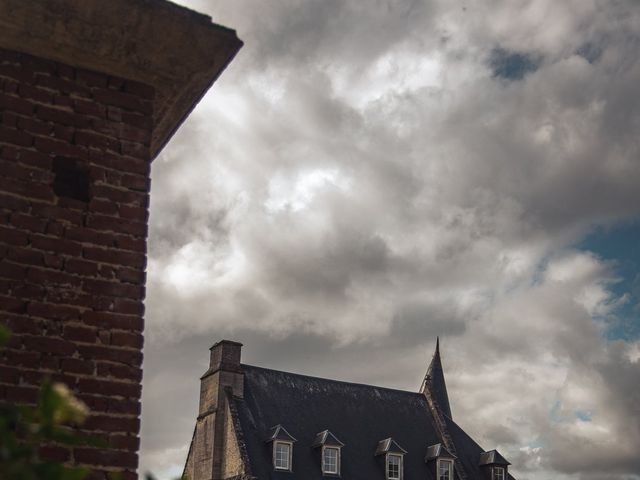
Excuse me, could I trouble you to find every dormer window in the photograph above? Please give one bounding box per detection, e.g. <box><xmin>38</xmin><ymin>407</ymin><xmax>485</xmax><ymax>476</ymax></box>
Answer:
<box><xmin>426</xmin><ymin>442</ymin><xmax>456</xmax><ymax>480</ymax></box>
<box><xmin>386</xmin><ymin>453</ymin><xmax>402</xmax><ymax>480</ymax></box>
<box><xmin>479</xmin><ymin>449</ymin><xmax>510</xmax><ymax>480</ymax></box>
<box><xmin>322</xmin><ymin>446</ymin><xmax>340</xmax><ymax>474</ymax></box>
<box><xmin>438</xmin><ymin>459</ymin><xmax>453</xmax><ymax>480</ymax></box>
<box><xmin>375</xmin><ymin>438</ymin><xmax>406</xmax><ymax>480</ymax></box>
<box><xmin>274</xmin><ymin>441</ymin><xmax>292</xmax><ymax>471</ymax></box>
<box><xmin>312</xmin><ymin>430</ymin><xmax>344</xmax><ymax>476</ymax></box>
<box><xmin>266</xmin><ymin>425</ymin><xmax>297</xmax><ymax>472</ymax></box>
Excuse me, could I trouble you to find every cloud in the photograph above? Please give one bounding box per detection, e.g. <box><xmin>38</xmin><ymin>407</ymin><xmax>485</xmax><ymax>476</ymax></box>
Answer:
<box><xmin>140</xmin><ymin>1</ymin><xmax>640</xmax><ymax>479</ymax></box>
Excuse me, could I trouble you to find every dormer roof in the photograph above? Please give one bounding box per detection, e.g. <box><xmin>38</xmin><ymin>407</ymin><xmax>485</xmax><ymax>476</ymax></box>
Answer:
<box><xmin>425</xmin><ymin>443</ymin><xmax>457</xmax><ymax>461</ymax></box>
<box><xmin>312</xmin><ymin>429</ymin><xmax>345</xmax><ymax>448</ymax></box>
<box><xmin>479</xmin><ymin>449</ymin><xmax>511</xmax><ymax>466</ymax></box>
<box><xmin>265</xmin><ymin>424</ymin><xmax>297</xmax><ymax>443</ymax></box>
<box><xmin>375</xmin><ymin>438</ymin><xmax>408</xmax><ymax>456</ymax></box>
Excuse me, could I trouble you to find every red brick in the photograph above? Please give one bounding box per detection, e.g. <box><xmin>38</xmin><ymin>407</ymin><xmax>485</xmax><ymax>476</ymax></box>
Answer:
<box><xmin>74</xmin><ymin>98</ymin><xmax>106</xmax><ymax>118</ymax></box>
<box><xmin>0</xmin><ymin>260</ymin><xmax>27</xmax><ymax>280</ymax></box>
<box><xmin>0</xmin><ymin>126</ymin><xmax>33</xmax><ymax>146</ymax></box>
<box><xmin>0</xmin><ymin>159</ymin><xmax>52</xmax><ymax>183</ymax></box>
<box><xmin>113</xmin><ymin>236</ymin><xmax>145</xmax><ymax>253</ymax></box>
<box><xmin>53</xmin><ymin>95</ymin><xmax>73</xmax><ymax>108</ymax></box>
<box><xmin>74</xmin><ymin>447</ymin><xmax>137</xmax><ymax>469</ymax></box>
<box><xmin>77</xmin><ymin>378</ymin><xmax>140</xmax><ymax>398</ymax></box>
<box><xmin>3</xmin><ymin>350</ymin><xmax>40</xmax><ymax>368</ymax></box>
<box><xmin>0</xmin><ymin>226</ymin><xmax>29</xmax><ymax>245</ymax></box>
<box><xmin>91</xmin><ymin>184</ymin><xmax>147</xmax><ymax>206</ymax></box>
<box><xmin>0</xmin><ymin>192</ymin><xmax>30</xmax><ymax>212</ymax></box>
<box><xmin>83</xmin><ymin>246</ymin><xmax>145</xmax><ymax>268</ymax></box>
<box><xmin>27</xmin><ymin>302</ymin><xmax>80</xmax><ymax>321</ymax></box>
<box><xmin>120</xmin><ymin>175</ymin><xmax>149</xmax><ymax>192</ymax></box>
<box><xmin>82</xmin><ymin>312</ymin><xmax>143</xmax><ymax>332</ymax></box>
<box><xmin>0</xmin><ymin>294</ymin><xmax>27</xmax><ymax>313</ymax></box>
<box><xmin>5</xmin><ymin>314</ymin><xmax>40</xmax><ymax>333</ymax></box>
<box><xmin>53</xmin><ymin>124</ymin><xmax>74</xmax><ymax>142</ymax></box>
<box><xmin>108</xmin><ymin>399</ymin><xmax>141</xmax><ymax>416</ymax></box>
<box><xmin>77</xmin><ymin>345</ymin><xmax>142</xmax><ymax>366</ymax></box>
<box><xmin>0</xmin><ymin>176</ymin><xmax>54</xmax><ymax>201</ymax></box>
<box><xmin>65</xmin><ymin>227</ymin><xmax>115</xmax><ymax>247</ymax></box>
<box><xmin>93</xmin><ymin>89</ymin><xmax>150</xmax><ymax>115</ymax></box>
<box><xmin>89</xmin><ymin>198</ymin><xmax>119</xmax><ymax>215</ymax></box>
<box><xmin>17</xmin><ymin>115</ymin><xmax>52</xmax><ymax>135</ymax></box>
<box><xmin>32</xmin><ymin>204</ymin><xmax>83</xmax><ymax>224</ymax></box>
<box><xmin>45</xmin><ymin>220</ymin><xmax>65</xmax><ymax>237</ymax></box>
<box><xmin>0</xmin><ymin>92</ymin><xmax>34</xmax><ymax>115</ymax></box>
<box><xmin>75</xmin><ymin>130</ymin><xmax>118</xmax><ymax>150</ymax></box>
<box><xmin>22</xmin><ymin>335</ymin><xmax>76</xmax><ymax>355</ymax></box>
<box><xmin>83</xmin><ymin>415</ymin><xmax>140</xmax><ymax>434</ymax></box>
<box><xmin>27</xmin><ymin>267</ymin><xmax>82</xmax><ymax>287</ymax></box>
<box><xmin>32</xmin><ymin>235</ymin><xmax>83</xmax><ymax>256</ymax></box>
<box><xmin>109</xmin><ymin>435</ymin><xmax>140</xmax><ymax>452</ymax></box>
<box><xmin>11</xmin><ymin>213</ymin><xmax>47</xmax><ymax>232</ymax></box>
<box><xmin>7</xmin><ymin>247</ymin><xmax>44</xmax><ymax>266</ymax></box>
<box><xmin>85</xmin><ymin>215</ymin><xmax>147</xmax><ymax>237</ymax></box>
<box><xmin>116</xmin><ymin>267</ymin><xmax>145</xmax><ymax>284</ymax></box>
<box><xmin>18</xmin><ymin>149</ymin><xmax>53</xmax><ymax>169</ymax></box>
<box><xmin>110</xmin><ymin>332</ymin><xmax>143</xmax><ymax>350</ymax></box>
<box><xmin>39</xmin><ymin>445</ymin><xmax>71</xmax><ymax>462</ymax></box>
<box><xmin>0</xmin><ymin>365</ymin><xmax>21</xmax><ymax>384</ymax></box>
<box><xmin>35</xmin><ymin>73</ymin><xmax>90</xmax><ymax>97</ymax></box>
<box><xmin>60</xmin><ymin>358</ymin><xmax>94</xmax><ymax>375</ymax></box>
<box><xmin>34</xmin><ymin>136</ymin><xmax>88</xmax><ymax>159</ymax></box>
<box><xmin>65</xmin><ymin>258</ymin><xmax>98</xmax><ymax>276</ymax></box>
<box><xmin>82</xmin><ymin>278</ymin><xmax>143</xmax><ymax>299</ymax></box>
<box><xmin>10</xmin><ymin>283</ymin><xmax>46</xmax><ymax>301</ymax></box>
<box><xmin>19</xmin><ymin>84</ymin><xmax>53</xmax><ymax>104</ymax></box>
<box><xmin>1</xmin><ymin>110</ymin><xmax>19</xmax><ymax>127</ymax></box>
<box><xmin>5</xmin><ymin>385</ymin><xmax>38</xmax><ymax>403</ymax></box>
<box><xmin>64</xmin><ymin>325</ymin><xmax>97</xmax><ymax>343</ymax></box>
<box><xmin>36</xmin><ymin>105</ymin><xmax>91</xmax><ymax>128</ymax></box>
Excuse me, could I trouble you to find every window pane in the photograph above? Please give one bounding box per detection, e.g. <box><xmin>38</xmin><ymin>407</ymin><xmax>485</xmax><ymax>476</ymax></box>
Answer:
<box><xmin>275</xmin><ymin>442</ymin><xmax>290</xmax><ymax>470</ymax></box>
<box><xmin>439</xmin><ymin>460</ymin><xmax>452</xmax><ymax>480</ymax></box>
<box><xmin>387</xmin><ymin>454</ymin><xmax>401</xmax><ymax>480</ymax></box>
<box><xmin>323</xmin><ymin>447</ymin><xmax>339</xmax><ymax>474</ymax></box>
<box><xmin>493</xmin><ymin>467</ymin><xmax>505</xmax><ymax>480</ymax></box>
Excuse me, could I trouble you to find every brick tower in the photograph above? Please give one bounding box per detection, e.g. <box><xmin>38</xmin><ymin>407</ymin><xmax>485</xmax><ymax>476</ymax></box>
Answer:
<box><xmin>0</xmin><ymin>1</ymin><xmax>242</xmax><ymax>478</ymax></box>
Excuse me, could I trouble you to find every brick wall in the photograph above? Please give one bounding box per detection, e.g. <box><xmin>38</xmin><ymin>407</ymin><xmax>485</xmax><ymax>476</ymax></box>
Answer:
<box><xmin>0</xmin><ymin>46</ymin><xmax>153</xmax><ymax>479</ymax></box>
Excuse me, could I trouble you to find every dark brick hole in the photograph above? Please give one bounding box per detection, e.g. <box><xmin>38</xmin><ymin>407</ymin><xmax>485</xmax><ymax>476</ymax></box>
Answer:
<box><xmin>52</xmin><ymin>156</ymin><xmax>90</xmax><ymax>202</ymax></box>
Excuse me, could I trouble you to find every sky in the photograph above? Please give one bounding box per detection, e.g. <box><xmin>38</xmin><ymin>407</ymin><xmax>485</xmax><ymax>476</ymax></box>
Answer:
<box><xmin>138</xmin><ymin>1</ymin><xmax>640</xmax><ymax>479</ymax></box>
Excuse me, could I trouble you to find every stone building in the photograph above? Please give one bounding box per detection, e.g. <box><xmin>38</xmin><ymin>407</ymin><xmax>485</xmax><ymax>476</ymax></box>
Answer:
<box><xmin>184</xmin><ymin>340</ymin><xmax>514</xmax><ymax>480</ymax></box>
<box><xmin>0</xmin><ymin>1</ymin><xmax>241</xmax><ymax>477</ymax></box>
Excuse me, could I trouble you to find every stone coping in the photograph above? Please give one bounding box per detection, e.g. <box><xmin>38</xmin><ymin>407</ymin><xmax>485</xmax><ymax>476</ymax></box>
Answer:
<box><xmin>0</xmin><ymin>0</ymin><xmax>242</xmax><ymax>159</ymax></box>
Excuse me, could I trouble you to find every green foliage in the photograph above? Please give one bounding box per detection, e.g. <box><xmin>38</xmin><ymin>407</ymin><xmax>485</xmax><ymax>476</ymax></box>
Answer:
<box><xmin>0</xmin><ymin>324</ymin><xmax>90</xmax><ymax>480</ymax></box>
<box><xmin>0</xmin><ymin>325</ymin><xmax>173</xmax><ymax>480</ymax></box>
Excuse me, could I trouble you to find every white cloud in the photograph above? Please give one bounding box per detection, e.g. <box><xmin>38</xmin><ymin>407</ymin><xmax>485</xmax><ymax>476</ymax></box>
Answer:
<box><xmin>141</xmin><ymin>1</ymin><xmax>640</xmax><ymax>479</ymax></box>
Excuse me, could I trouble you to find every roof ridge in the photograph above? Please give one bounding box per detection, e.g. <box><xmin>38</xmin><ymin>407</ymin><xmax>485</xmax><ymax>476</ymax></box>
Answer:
<box><xmin>241</xmin><ymin>363</ymin><xmax>423</xmax><ymax>397</ymax></box>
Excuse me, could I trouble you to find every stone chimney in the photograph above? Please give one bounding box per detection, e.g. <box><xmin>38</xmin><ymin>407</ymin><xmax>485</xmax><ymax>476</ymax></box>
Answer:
<box><xmin>199</xmin><ymin>340</ymin><xmax>244</xmax><ymax>416</ymax></box>
<box><xmin>188</xmin><ymin>340</ymin><xmax>244</xmax><ymax>480</ymax></box>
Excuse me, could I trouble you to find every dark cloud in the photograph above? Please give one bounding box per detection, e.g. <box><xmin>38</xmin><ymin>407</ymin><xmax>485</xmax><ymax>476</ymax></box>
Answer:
<box><xmin>140</xmin><ymin>1</ymin><xmax>640</xmax><ymax>479</ymax></box>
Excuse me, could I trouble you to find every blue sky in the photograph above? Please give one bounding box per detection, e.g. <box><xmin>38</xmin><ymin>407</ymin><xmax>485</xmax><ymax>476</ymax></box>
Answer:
<box><xmin>579</xmin><ymin>218</ymin><xmax>640</xmax><ymax>341</ymax></box>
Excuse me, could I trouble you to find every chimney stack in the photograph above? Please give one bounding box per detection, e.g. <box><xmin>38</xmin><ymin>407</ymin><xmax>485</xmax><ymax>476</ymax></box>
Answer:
<box><xmin>199</xmin><ymin>340</ymin><xmax>244</xmax><ymax>416</ymax></box>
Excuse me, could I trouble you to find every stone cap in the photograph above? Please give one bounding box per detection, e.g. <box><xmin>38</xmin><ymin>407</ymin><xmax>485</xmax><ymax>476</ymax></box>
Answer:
<box><xmin>0</xmin><ymin>0</ymin><xmax>243</xmax><ymax>159</ymax></box>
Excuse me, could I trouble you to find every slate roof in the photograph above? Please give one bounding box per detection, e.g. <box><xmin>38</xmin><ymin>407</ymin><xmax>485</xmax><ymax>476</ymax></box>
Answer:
<box><xmin>232</xmin><ymin>364</ymin><xmax>508</xmax><ymax>480</ymax></box>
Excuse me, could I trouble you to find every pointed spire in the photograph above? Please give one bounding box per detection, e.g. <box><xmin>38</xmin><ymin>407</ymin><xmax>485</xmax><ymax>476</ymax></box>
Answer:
<box><xmin>421</xmin><ymin>337</ymin><xmax>452</xmax><ymax>419</ymax></box>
